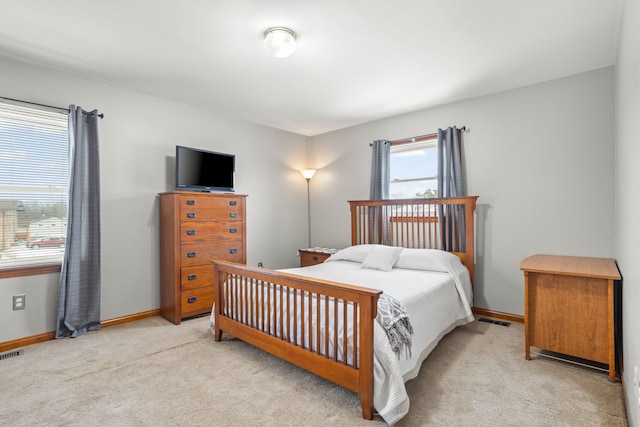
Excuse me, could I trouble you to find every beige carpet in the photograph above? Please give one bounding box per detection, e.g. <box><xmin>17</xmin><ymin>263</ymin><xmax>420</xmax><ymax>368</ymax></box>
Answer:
<box><xmin>0</xmin><ymin>316</ymin><xmax>627</xmax><ymax>426</ymax></box>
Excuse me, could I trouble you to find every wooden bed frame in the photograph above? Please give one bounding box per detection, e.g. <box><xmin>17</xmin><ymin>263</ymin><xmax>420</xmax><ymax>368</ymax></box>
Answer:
<box><xmin>212</xmin><ymin>196</ymin><xmax>478</xmax><ymax>420</ymax></box>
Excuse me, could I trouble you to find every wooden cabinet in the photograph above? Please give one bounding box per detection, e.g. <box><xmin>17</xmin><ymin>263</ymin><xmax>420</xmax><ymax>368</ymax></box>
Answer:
<box><xmin>520</xmin><ymin>254</ymin><xmax>621</xmax><ymax>380</ymax></box>
<box><xmin>298</xmin><ymin>248</ymin><xmax>338</xmax><ymax>267</ymax></box>
<box><xmin>159</xmin><ymin>191</ymin><xmax>246</xmax><ymax>324</ymax></box>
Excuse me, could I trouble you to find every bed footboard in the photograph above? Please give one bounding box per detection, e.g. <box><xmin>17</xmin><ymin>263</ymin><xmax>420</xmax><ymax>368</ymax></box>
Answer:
<box><xmin>212</xmin><ymin>260</ymin><xmax>382</xmax><ymax>420</ymax></box>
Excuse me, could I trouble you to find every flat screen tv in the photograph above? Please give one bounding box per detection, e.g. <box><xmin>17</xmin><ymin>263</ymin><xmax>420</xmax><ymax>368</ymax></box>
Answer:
<box><xmin>175</xmin><ymin>145</ymin><xmax>235</xmax><ymax>192</ymax></box>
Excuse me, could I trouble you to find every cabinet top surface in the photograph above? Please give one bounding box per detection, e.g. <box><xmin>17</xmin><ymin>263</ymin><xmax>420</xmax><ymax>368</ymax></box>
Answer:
<box><xmin>299</xmin><ymin>247</ymin><xmax>339</xmax><ymax>255</ymax></box>
<box><xmin>520</xmin><ymin>254</ymin><xmax>620</xmax><ymax>280</ymax></box>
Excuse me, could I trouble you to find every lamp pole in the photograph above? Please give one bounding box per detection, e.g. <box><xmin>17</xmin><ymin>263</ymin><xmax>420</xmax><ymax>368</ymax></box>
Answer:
<box><xmin>299</xmin><ymin>169</ymin><xmax>316</xmax><ymax>248</ymax></box>
<box><xmin>306</xmin><ymin>177</ymin><xmax>311</xmax><ymax>248</ymax></box>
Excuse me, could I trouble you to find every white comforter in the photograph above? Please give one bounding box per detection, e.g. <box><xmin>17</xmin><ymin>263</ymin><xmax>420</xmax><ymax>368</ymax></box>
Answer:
<box><xmin>210</xmin><ymin>246</ymin><xmax>474</xmax><ymax>424</ymax></box>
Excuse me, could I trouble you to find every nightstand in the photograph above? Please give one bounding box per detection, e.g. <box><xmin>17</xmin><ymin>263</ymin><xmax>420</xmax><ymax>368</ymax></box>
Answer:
<box><xmin>520</xmin><ymin>254</ymin><xmax>621</xmax><ymax>380</ymax></box>
<box><xmin>298</xmin><ymin>247</ymin><xmax>339</xmax><ymax>267</ymax></box>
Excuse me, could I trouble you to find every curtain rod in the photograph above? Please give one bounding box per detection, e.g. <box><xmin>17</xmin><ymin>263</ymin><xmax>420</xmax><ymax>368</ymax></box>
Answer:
<box><xmin>370</xmin><ymin>126</ymin><xmax>469</xmax><ymax>146</ymax></box>
<box><xmin>392</xmin><ymin>126</ymin><xmax>469</xmax><ymax>143</ymax></box>
<box><xmin>0</xmin><ymin>96</ymin><xmax>104</xmax><ymax>118</ymax></box>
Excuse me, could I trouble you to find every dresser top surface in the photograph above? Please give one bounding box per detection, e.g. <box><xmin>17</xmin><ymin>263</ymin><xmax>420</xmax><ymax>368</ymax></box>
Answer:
<box><xmin>159</xmin><ymin>190</ymin><xmax>247</xmax><ymax>197</ymax></box>
<box><xmin>520</xmin><ymin>254</ymin><xmax>620</xmax><ymax>280</ymax></box>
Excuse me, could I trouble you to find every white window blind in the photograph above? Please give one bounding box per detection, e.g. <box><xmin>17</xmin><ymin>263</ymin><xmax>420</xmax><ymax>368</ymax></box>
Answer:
<box><xmin>0</xmin><ymin>100</ymin><xmax>69</xmax><ymax>270</ymax></box>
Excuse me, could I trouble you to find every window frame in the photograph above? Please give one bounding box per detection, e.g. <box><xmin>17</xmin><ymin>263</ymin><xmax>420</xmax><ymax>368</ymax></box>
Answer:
<box><xmin>389</xmin><ymin>133</ymin><xmax>439</xmax><ymax>199</ymax></box>
<box><xmin>0</xmin><ymin>99</ymin><xmax>69</xmax><ymax>278</ymax></box>
<box><xmin>0</xmin><ymin>264</ymin><xmax>61</xmax><ymax>279</ymax></box>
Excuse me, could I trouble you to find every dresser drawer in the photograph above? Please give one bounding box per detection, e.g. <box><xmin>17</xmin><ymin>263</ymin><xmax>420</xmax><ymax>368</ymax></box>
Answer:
<box><xmin>300</xmin><ymin>251</ymin><xmax>331</xmax><ymax>267</ymax></box>
<box><xmin>181</xmin><ymin>286</ymin><xmax>214</xmax><ymax>316</ymax></box>
<box><xmin>181</xmin><ymin>265</ymin><xmax>213</xmax><ymax>290</ymax></box>
<box><xmin>180</xmin><ymin>196</ymin><xmax>244</xmax><ymax>220</ymax></box>
<box><xmin>180</xmin><ymin>206</ymin><xmax>245</xmax><ymax>222</ymax></box>
<box><xmin>180</xmin><ymin>221</ymin><xmax>244</xmax><ymax>243</ymax></box>
<box><xmin>180</xmin><ymin>242</ymin><xmax>244</xmax><ymax>266</ymax></box>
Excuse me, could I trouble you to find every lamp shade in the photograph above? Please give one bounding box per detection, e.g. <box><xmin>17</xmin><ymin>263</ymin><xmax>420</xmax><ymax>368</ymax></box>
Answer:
<box><xmin>300</xmin><ymin>169</ymin><xmax>316</xmax><ymax>180</ymax></box>
<box><xmin>264</xmin><ymin>27</ymin><xmax>297</xmax><ymax>58</ymax></box>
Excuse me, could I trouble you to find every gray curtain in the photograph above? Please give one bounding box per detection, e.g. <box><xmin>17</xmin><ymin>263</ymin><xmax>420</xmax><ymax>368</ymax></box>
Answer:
<box><xmin>369</xmin><ymin>140</ymin><xmax>390</xmax><ymax>200</ymax></box>
<box><xmin>369</xmin><ymin>140</ymin><xmax>390</xmax><ymax>244</ymax></box>
<box><xmin>437</xmin><ymin>127</ymin><xmax>463</xmax><ymax>197</ymax></box>
<box><xmin>437</xmin><ymin>127</ymin><xmax>465</xmax><ymax>251</ymax></box>
<box><xmin>56</xmin><ymin>105</ymin><xmax>102</xmax><ymax>339</ymax></box>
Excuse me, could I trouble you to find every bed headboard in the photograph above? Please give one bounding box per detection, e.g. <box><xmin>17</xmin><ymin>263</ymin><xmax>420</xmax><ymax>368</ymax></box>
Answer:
<box><xmin>348</xmin><ymin>196</ymin><xmax>479</xmax><ymax>284</ymax></box>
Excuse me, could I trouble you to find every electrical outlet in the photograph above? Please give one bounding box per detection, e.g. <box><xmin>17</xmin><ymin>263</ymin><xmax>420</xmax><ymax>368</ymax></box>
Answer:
<box><xmin>13</xmin><ymin>294</ymin><xmax>25</xmax><ymax>310</ymax></box>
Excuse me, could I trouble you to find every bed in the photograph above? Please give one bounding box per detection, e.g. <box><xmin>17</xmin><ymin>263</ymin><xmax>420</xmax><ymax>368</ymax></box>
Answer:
<box><xmin>210</xmin><ymin>196</ymin><xmax>478</xmax><ymax>424</ymax></box>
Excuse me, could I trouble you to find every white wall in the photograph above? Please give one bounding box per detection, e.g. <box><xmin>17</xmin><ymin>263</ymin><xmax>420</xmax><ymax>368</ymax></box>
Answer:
<box><xmin>309</xmin><ymin>67</ymin><xmax>615</xmax><ymax>316</ymax></box>
<box><xmin>615</xmin><ymin>0</ymin><xmax>640</xmax><ymax>424</ymax></box>
<box><xmin>0</xmin><ymin>56</ymin><xmax>310</xmax><ymax>343</ymax></box>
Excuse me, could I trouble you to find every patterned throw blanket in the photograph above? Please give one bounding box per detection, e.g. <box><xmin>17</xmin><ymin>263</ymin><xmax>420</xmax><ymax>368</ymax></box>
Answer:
<box><xmin>377</xmin><ymin>294</ymin><xmax>414</xmax><ymax>359</ymax></box>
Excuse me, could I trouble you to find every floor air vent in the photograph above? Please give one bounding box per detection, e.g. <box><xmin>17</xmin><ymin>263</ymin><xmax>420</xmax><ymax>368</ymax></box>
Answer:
<box><xmin>478</xmin><ymin>317</ymin><xmax>511</xmax><ymax>327</ymax></box>
<box><xmin>0</xmin><ymin>349</ymin><xmax>24</xmax><ymax>361</ymax></box>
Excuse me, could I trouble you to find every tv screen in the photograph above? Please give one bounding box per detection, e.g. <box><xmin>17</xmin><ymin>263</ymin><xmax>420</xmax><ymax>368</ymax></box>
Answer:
<box><xmin>175</xmin><ymin>145</ymin><xmax>235</xmax><ymax>192</ymax></box>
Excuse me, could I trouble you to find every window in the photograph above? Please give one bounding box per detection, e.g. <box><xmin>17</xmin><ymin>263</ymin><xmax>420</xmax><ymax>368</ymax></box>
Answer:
<box><xmin>0</xmin><ymin>100</ymin><xmax>69</xmax><ymax>277</ymax></box>
<box><xmin>389</xmin><ymin>136</ymin><xmax>438</xmax><ymax>199</ymax></box>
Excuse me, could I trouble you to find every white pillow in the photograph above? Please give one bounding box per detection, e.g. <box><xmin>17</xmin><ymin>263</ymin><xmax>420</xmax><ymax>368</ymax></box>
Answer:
<box><xmin>324</xmin><ymin>244</ymin><xmax>377</xmax><ymax>263</ymax></box>
<box><xmin>361</xmin><ymin>245</ymin><xmax>403</xmax><ymax>272</ymax></box>
<box><xmin>394</xmin><ymin>248</ymin><xmax>460</xmax><ymax>272</ymax></box>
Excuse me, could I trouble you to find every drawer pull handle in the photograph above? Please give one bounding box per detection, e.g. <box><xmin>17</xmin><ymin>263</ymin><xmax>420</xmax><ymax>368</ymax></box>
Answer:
<box><xmin>187</xmin><ymin>251</ymin><xmax>197</xmax><ymax>258</ymax></box>
<box><xmin>312</xmin><ymin>256</ymin><xmax>319</xmax><ymax>261</ymax></box>
<box><xmin>230</xmin><ymin>212</ymin><xmax>237</xmax><ymax>218</ymax></box>
<box><xmin>229</xmin><ymin>201</ymin><xmax>237</xmax><ymax>206</ymax></box>
<box><xmin>188</xmin><ymin>274</ymin><xmax>197</xmax><ymax>280</ymax></box>
<box><xmin>187</xmin><ymin>229</ymin><xmax>196</xmax><ymax>235</ymax></box>
<box><xmin>186</xmin><ymin>212</ymin><xmax>196</xmax><ymax>218</ymax></box>
<box><xmin>187</xmin><ymin>296</ymin><xmax>197</xmax><ymax>303</ymax></box>
<box><xmin>186</xmin><ymin>199</ymin><xmax>196</xmax><ymax>205</ymax></box>
<box><xmin>229</xmin><ymin>228</ymin><xmax>237</xmax><ymax>233</ymax></box>
<box><xmin>230</xmin><ymin>248</ymin><xmax>238</xmax><ymax>254</ymax></box>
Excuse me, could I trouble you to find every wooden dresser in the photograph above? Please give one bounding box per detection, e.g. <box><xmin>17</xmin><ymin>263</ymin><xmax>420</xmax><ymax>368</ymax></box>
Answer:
<box><xmin>520</xmin><ymin>254</ymin><xmax>621</xmax><ymax>380</ymax></box>
<box><xmin>159</xmin><ymin>191</ymin><xmax>246</xmax><ymax>324</ymax></box>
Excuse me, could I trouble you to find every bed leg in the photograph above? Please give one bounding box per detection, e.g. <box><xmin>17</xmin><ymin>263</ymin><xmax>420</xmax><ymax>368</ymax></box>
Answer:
<box><xmin>214</xmin><ymin>326</ymin><xmax>223</xmax><ymax>342</ymax></box>
<box><xmin>360</xmin><ymin>398</ymin><xmax>374</xmax><ymax>420</ymax></box>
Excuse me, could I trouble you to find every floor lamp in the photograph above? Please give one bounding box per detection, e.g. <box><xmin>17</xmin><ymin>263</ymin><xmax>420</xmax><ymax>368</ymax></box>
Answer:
<box><xmin>299</xmin><ymin>169</ymin><xmax>316</xmax><ymax>248</ymax></box>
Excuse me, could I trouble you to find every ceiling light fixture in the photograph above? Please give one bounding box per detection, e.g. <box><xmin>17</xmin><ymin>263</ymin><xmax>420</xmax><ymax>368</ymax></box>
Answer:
<box><xmin>264</xmin><ymin>27</ymin><xmax>297</xmax><ymax>58</ymax></box>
